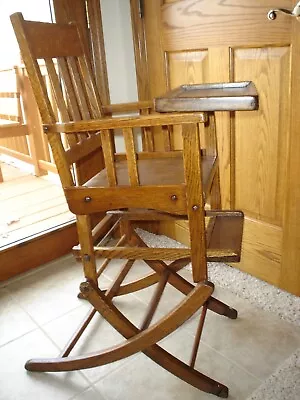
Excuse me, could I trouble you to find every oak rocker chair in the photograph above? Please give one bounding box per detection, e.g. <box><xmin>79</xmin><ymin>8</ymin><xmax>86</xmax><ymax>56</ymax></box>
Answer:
<box><xmin>11</xmin><ymin>12</ymin><xmax>245</xmax><ymax>398</ymax></box>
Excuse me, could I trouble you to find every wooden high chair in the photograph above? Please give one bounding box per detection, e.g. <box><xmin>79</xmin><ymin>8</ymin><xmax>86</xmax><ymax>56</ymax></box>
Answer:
<box><xmin>11</xmin><ymin>12</ymin><xmax>245</xmax><ymax>398</ymax></box>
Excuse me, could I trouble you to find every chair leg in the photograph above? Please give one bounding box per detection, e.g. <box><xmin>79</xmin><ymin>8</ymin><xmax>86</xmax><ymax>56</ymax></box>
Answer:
<box><xmin>190</xmin><ymin>302</ymin><xmax>208</xmax><ymax>368</ymax></box>
<box><xmin>76</xmin><ymin>215</ymin><xmax>98</xmax><ymax>283</ymax></box>
<box><xmin>96</xmin><ymin>228</ymin><xmax>238</xmax><ymax>320</ymax></box>
<box><xmin>76</xmin><ymin>219</ymin><xmax>238</xmax><ymax>321</ymax></box>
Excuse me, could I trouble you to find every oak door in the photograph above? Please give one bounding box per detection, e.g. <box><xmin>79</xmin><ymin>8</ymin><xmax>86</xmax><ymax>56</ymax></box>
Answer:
<box><xmin>142</xmin><ymin>0</ymin><xmax>300</xmax><ymax>295</ymax></box>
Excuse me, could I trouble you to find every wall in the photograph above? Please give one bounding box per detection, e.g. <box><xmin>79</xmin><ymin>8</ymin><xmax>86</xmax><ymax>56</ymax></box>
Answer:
<box><xmin>100</xmin><ymin>0</ymin><xmax>138</xmax><ymax>104</ymax></box>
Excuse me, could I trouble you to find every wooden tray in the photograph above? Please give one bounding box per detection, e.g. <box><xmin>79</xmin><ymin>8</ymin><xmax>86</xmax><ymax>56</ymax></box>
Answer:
<box><xmin>155</xmin><ymin>81</ymin><xmax>259</xmax><ymax>112</ymax></box>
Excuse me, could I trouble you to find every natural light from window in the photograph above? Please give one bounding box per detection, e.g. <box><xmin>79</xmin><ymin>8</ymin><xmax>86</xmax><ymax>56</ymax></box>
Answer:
<box><xmin>0</xmin><ymin>0</ymin><xmax>52</xmax><ymax>69</ymax></box>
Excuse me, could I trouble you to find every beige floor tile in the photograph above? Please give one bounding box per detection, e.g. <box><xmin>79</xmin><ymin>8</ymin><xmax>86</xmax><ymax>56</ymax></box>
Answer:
<box><xmin>94</xmin><ymin>328</ymin><xmax>260</xmax><ymax>400</ymax></box>
<box><xmin>0</xmin><ymin>329</ymin><xmax>89</xmax><ymax>400</ymax></box>
<box><xmin>183</xmin><ymin>286</ymin><xmax>300</xmax><ymax>381</ymax></box>
<box><xmin>0</xmin><ymin>288</ymin><xmax>37</xmax><ymax>347</ymax></box>
<box><xmin>5</xmin><ymin>256</ymin><xmax>91</xmax><ymax>325</ymax></box>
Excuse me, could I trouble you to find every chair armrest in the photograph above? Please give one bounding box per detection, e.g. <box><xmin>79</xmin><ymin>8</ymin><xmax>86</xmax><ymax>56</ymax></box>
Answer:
<box><xmin>43</xmin><ymin>113</ymin><xmax>206</xmax><ymax>134</ymax></box>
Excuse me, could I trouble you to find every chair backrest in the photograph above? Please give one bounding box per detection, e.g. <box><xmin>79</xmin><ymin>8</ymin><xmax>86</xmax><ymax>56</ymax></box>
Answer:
<box><xmin>10</xmin><ymin>12</ymin><xmax>110</xmax><ymax>185</ymax></box>
<box><xmin>11</xmin><ymin>13</ymin><xmax>103</xmax><ymax>126</ymax></box>
<box><xmin>10</xmin><ymin>13</ymin><xmax>156</xmax><ymax>185</ymax></box>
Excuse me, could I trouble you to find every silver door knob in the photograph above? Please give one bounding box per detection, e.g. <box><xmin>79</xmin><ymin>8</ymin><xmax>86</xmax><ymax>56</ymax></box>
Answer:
<box><xmin>268</xmin><ymin>1</ymin><xmax>300</xmax><ymax>20</ymax></box>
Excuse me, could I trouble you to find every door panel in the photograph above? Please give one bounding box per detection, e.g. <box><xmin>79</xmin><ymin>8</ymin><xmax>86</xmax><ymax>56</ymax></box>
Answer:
<box><xmin>242</xmin><ymin>218</ymin><xmax>282</xmax><ymax>285</ymax></box>
<box><xmin>168</xmin><ymin>51</ymin><xmax>209</xmax><ymax>87</ymax></box>
<box><xmin>234</xmin><ymin>47</ymin><xmax>290</xmax><ymax>225</ymax></box>
<box><xmin>143</xmin><ymin>0</ymin><xmax>300</xmax><ymax>295</ymax></box>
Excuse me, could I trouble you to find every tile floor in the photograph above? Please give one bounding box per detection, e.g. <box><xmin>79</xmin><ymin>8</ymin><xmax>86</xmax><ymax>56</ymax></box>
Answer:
<box><xmin>1</xmin><ymin>254</ymin><xmax>300</xmax><ymax>400</ymax></box>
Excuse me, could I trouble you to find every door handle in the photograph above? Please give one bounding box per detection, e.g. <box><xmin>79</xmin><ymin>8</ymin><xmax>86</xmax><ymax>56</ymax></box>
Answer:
<box><xmin>267</xmin><ymin>1</ymin><xmax>300</xmax><ymax>20</ymax></box>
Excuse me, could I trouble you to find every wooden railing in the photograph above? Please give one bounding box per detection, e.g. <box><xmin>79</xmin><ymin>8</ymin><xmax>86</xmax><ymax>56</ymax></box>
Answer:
<box><xmin>0</xmin><ymin>65</ymin><xmax>57</xmax><ymax>182</ymax></box>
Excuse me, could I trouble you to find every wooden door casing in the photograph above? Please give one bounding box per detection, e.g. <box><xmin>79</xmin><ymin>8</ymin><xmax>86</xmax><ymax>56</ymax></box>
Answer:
<box><xmin>142</xmin><ymin>0</ymin><xmax>300</xmax><ymax>295</ymax></box>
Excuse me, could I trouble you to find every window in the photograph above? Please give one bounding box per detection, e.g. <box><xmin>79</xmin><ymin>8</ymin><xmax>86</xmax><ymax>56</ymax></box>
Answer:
<box><xmin>0</xmin><ymin>0</ymin><xmax>52</xmax><ymax>69</ymax></box>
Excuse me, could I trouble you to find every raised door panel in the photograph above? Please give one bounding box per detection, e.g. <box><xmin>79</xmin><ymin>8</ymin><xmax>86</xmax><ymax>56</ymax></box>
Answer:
<box><xmin>234</xmin><ymin>47</ymin><xmax>290</xmax><ymax>225</ymax></box>
<box><xmin>168</xmin><ymin>50</ymin><xmax>209</xmax><ymax>87</ymax></box>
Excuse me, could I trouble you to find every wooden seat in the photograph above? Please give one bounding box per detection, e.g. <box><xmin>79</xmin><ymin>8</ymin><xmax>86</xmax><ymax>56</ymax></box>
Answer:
<box><xmin>85</xmin><ymin>154</ymin><xmax>217</xmax><ymax>192</ymax></box>
<box><xmin>11</xmin><ymin>12</ymin><xmax>245</xmax><ymax>398</ymax></box>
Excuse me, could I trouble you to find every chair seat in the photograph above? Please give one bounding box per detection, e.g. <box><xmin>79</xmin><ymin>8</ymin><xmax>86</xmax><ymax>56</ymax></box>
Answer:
<box><xmin>85</xmin><ymin>155</ymin><xmax>217</xmax><ymax>196</ymax></box>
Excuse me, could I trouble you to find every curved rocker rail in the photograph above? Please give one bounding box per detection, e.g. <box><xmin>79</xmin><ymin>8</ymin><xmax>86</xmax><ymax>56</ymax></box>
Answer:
<box><xmin>25</xmin><ymin>280</ymin><xmax>228</xmax><ymax>397</ymax></box>
<box><xmin>26</xmin><ymin>280</ymin><xmax>213</xmax><ymax>371</ymax></box>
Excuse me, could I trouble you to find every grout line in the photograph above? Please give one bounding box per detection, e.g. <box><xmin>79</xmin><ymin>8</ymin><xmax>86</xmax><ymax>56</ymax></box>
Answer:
<box><xmin>0</xmin><ymin>327</ymin><xmax>39</xmax><ymax>350</ymax></box>
<box><xmin>90</xmin><ymin>383</ymin><xmax>111</xmax><ymax>400</ymax></box>
<box><xmin>0</xmin><ymin>288</ymin><xmax>39</xmax><ymax>349</ymax></box>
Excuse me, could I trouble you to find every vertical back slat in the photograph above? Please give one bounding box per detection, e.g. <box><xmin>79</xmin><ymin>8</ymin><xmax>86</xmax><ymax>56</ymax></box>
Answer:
<box><xmin>67</xmin><ymin>56</ymin><xmax>91</xmax><ymax>120</ymax></box>
<box><xmin>44</xmin><ymin>58</ymin><xmax>79</xmax><ymax>146</ymax></box>
<box><xmin>57</xmin><ymin>57</ymin><xmax>82</xmax><ymax>121</ymax></box>
<box><xmin>77</xmin><ymin>56</ymin><xmax>103</xmax><ymax>119</ymax></box>
<box><xmin>44</xmin><ymin>58</ymin><xmax>71</xmax><ymax>121</ymax></box>
<box><xmin>123</xmin><ymin>127</ymin><xmax>139</xmax><ymax>186</ymax></box>
<box><xmin>102</xmin><ymin>129</ymin><xmax>117</xmax><ymax>186</ymax></box>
